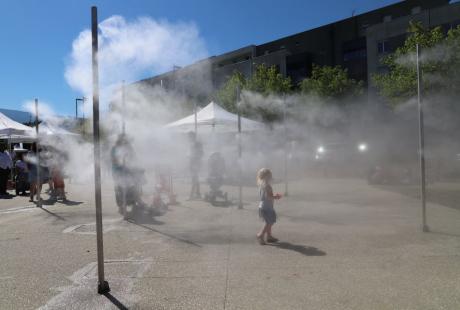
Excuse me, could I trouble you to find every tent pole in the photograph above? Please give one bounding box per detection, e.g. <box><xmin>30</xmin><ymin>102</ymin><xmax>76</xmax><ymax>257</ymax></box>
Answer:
<box><xmin>283</xmin><ymin>95</ymin><xmax>288</xmax><ymax>197</ymax></box>
<box><xmin>194</xmin><ymin>102</ymin><xmax>197</xmax><ymax>134</ymax></box>
<box><xmin>8</xmin><ymin>134</ymin><xmax>13</xmax><ymax>184</ymax></box>
<box><xmin>35</xmin><ymin>98</ymin><xmax>41</xmax><ymax>208</ymax></box>
<box><xmin>237</xmin><ymin>85</ymin><xmax>243</xmax><ymax>209</ymax></box>
<box><xmin>417</xmin><ymin>44</ymin><xmax>429</xmax><ymax>233</ymax></box>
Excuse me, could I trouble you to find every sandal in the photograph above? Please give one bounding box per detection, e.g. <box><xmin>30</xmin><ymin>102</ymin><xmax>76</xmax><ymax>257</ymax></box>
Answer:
<box><xmin>266</xmin><ymin>236</ymin><xmax>279</xmax><ymax>243</ymax></box>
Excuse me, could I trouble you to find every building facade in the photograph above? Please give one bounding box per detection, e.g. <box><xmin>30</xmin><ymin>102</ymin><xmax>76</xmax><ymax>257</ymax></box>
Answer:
<box><xmin>133</xmin><ymin>0</ymin><xmax>460</xmax><ymax>99</ymax></box>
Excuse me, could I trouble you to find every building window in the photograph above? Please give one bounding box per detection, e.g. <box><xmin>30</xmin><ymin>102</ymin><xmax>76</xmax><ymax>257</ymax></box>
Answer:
<box><xmin>377</xmin><ymin>40</ymin><xmax>389</xmax><ymax>54</ymax></box>
<box><xmin>411</xmin><ymin>6</ymin><xmax>421</xmax><ymax>15</ymax></box>
<box><xmin>383</xmin><ymin>15</ymin><xmax>392</xmax><ymax>22</ymax></box>
<box><xmin>343</xmin><ymin>48</ymin><xmax>367</xmax><ymax>62</ymax></box>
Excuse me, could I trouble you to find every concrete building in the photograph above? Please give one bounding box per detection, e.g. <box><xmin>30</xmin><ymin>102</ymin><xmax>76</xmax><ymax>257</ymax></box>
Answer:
<box><xmin>133</xmin><ymin>0</ymin><xmax>460</xmax><ymax>98</ymax></box>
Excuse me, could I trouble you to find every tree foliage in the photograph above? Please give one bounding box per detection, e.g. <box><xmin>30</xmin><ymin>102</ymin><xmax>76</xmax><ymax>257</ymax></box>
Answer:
<box><xmin>215</xmin><ymin>64</ymin><xmax>292</xmax><ymax>122</ymax></box>
<box><xmin>299</xmin><ymin>64</ymin><xmax>363</xmax><ymax>102</ymax></box>
<box><xmin>216</xmin><ymin>71</ymin><xmax>245</xmax><ymax>114</ymax></box>
<box><xmin>246</xmin><ymin>64</ymin><xmax>292</xmax><ymax>95</ymax></box>
<box><xmin>372</xmin><ymin>21</ymin><xmax>460</xmax><ymax>106</ymax></box>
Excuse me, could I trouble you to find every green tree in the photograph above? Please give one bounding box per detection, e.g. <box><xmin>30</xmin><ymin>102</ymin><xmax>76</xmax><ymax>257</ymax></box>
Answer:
<box><xmin>372</xmin><ymin>21</ymin><xmax>448</xmax><ymax>106</ymax></box>
<box><xmin>299</xmin><ymin>64</ymin><xmax>363</xmax><ymax>102</ymax></box>
<box><xmin>215</xmin><ymin>64</ymin><xmax>292</xmax><ymax>122</ymax></box>
<box><xmin>215</xmin><ymin>71</ymin><xmax>246</xmax><ymax>114</ymax></box>
<box><xmin>246</xmin><ymin>64</ymin><xmax>292</xmax><ymax>95</ymax></box>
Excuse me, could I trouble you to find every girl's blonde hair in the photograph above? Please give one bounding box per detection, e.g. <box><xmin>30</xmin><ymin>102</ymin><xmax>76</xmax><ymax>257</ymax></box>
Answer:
<box><xmin>257</xmin><ymin>168</ymin><xmax>272</xmax><ymax>186</ymax></box>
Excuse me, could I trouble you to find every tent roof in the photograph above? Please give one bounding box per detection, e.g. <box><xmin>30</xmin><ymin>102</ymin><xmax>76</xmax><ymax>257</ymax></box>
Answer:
<box><xmin>0</xmin><ymin>108</ymin><xmax>33</xmax><ymax>124</ymax></box>
<box><xmin>35</xmin><ymin>122</ymin><xmax>78</xmax><ymax>136</ymax></box>
<box><xmin>0</xmin><ymin>112</ymin><xmax>34</xmax><ymax>136</ymax></box>
<box><xmin>165</xmin><ymin>101</ymin><xmax>265</xmax><ymax>133</ymax></box>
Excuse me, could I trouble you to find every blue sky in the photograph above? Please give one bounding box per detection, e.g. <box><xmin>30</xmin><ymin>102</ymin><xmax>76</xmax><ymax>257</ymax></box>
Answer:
<box><xmin>0</xmin><ymin>0</ymin><xmax>400</xmax><ymax>116</ymax></box>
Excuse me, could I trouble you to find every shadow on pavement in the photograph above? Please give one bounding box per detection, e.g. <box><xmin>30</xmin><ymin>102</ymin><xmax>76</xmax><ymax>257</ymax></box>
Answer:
<box><xmin>124</xmin><ymin>207</ymin><xmax>166</xmax><ymax>225</ymax></box>
<box><xmin>103</xmin><ymin>292</ymin><xmax>128</xmax><ymax>310</ymax></box>
<box><xmin>271</xmin><ymin>241</ymin><xmax>326</xmax><ymax>256</ymax></box>
<box><xmin>60</xmin><ymin>199</ymin><xmax>83</xmax><ymax>206</ymax></box>
<box><xmin>35</xmin><ymin>197</ymin><xmax>83</xmax><ymax>207</ymax></box>
<box><xmin>127</xmin><ymin>219</ymin><xmax>201</xmax><ymax>248</ymax></box>
<box><xmin>38</xmin><ymin>207</ymin><xmax>66</xmax><ymax>221</ymax></box>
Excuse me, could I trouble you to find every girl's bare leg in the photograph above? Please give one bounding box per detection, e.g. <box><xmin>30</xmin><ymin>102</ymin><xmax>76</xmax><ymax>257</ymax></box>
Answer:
<box><xmin>36</xmin><ymin>183</ymin><xmax>42</xmax><ymax>201</ymax></box>
<box><xmin>267</xmin><ymin>224</ymin><xmax>273</xmax><ymax>238</ymax></box>
<box><xmin>257</xmin><ymin>223</ymin><xmax>269</xmax><ymax>238</ymax></box>
<box><xmin>29</xmin><ymin>182</ymin><xmax>36</xmax><ymax>201</ymax></box>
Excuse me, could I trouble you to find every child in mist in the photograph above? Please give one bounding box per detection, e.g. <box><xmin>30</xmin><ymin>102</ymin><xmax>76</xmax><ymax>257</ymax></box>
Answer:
<box><xmin>256</xmin><ymin>168</ymin><xmax>281</xmax><ymax>245</ymax></box>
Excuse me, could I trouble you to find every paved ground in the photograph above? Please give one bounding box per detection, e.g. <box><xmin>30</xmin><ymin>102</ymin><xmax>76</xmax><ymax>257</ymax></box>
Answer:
<box><xmin>1</xmin><ymin>177</ymin><xmax>460</xmax><ymax>309</ymax></box>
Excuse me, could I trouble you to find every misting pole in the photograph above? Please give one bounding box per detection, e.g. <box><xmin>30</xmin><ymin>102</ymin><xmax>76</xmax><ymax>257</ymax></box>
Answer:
<box><xmin>34</xmin><ymin>98</ymin><xmax>41</xmax><ymax>208</ymax></box>
<box><xmin>416</xmin><ymin>44</ymin><xmax>429</xmax><ymax>233</ymax></box>
<box><xmin>237</xmin><ymin>85</ymin><xmax>243</xmax><ymax>209</ymax></box>
<box><xmin>91</xmin><ymin>6</ymin><xmax>110</xmax><ymax>294</ymax></box>
<box><xmin>283</xmin><ymin>95</ymin><xmax>289</xmax><ymax>197</ymax></box>
<box><xmin>121</xmin><ymin>81</ymin><xmax>127</xmax><ymax>219</ymax></box>
<box><xmin>194</xmin><ymin>102</ymin><xmax>198</xmax><ymax>133</ymax></box>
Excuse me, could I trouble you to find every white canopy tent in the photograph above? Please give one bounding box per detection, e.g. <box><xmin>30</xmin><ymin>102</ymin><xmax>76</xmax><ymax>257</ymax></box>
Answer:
<box><xmin>0</xmin><ymin>112</ymin><xmax>35</xmax><ymax>142</ymax></box>
<box><xmin>165</xmin><ymin>101</ymin><xmax>265</xmax><ymax>133</ymax></box>
<box><xmin>34</xmin><ymin>122</ymin><xmax>78</xmax><ymax>137</ymax></box>
<box><xmin>0</xmin><ymin>112</ymin><xmax>34</xmax><ymax>136</ymax></box>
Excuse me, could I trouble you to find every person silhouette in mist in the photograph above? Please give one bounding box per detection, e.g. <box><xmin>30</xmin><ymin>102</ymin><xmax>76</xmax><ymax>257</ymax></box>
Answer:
<box><xmin>111</xmin><ymin>133</ymin><xmax>138</xmax><ymax>215</ymax></box>
<box><xmin>188</xmin><ymin>132</ymin><xmax>203</xmax><ymax>200</ymax></box>
<box><xmin>0</xmin><ymin>142</ymin><xmax>13</xmax><ymax>197</ymax></box>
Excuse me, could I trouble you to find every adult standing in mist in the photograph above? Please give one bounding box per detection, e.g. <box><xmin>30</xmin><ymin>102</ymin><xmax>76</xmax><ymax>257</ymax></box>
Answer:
<box><xmin>0</xmin><ymin>142</ymin><xmax>13</xmax><ymax>197</ymax></box>
<box><xmin>188</xmin><ymin>132</ymin><xmax>203</xmax><ymax>200</ymax></box>
<box><xmin>25</xmin><ymin>143</ymin><xmax>41</xmax><ymax>202</ymax></box>
<box><xmin>111</xmin><ymin>133</ymin><xmax>134</xmax><ymax>214</ymax></box>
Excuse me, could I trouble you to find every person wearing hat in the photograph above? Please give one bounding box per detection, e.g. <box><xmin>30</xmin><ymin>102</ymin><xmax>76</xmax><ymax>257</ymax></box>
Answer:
<box><xmin>0</xmin><ymin>142</ymin><xmax>13</xmax><ymax>197</ymax></box>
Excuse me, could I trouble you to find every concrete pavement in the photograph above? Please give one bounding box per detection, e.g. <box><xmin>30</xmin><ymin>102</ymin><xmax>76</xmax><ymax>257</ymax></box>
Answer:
<box><xmin>1</xmin><ymin>177</ymin><xmax>460</xmax><ymax>309</ymax></box>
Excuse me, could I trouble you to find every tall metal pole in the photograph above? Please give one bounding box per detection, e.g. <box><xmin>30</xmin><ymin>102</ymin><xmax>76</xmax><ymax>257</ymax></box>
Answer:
<box><xmin>237</xmin><ymin>85</ymin><xmax>243</xmax><ymax>209</ymax></box>
<box><xmin>121</xmin><ymin>81</ymin><xmax>127</xmax><ymax>219</ymax></box>
<box><xmin>417</xmin><ymin>44</ymin><xmax>429</xmax><ymax>233</ymax></box>
<box><xmin>91</xmin><ymin>6</ymin><xmax>110</xmax><ymax>294</ymax></box>
<box><xmin>34</xmin><ymin>98</ymin><xmax>41</xmax><ymax>208</ymax></box>
<box><xmin>75</xmin><ymin>98</ymin><xmax>78</xmax><ymax>120</ymax></box>
<box><xmin>121</xmin><ymin>81</ymin><xmax>126</xmax><ymax>135</ymax></box>
<box><xmin>82</xmin><ymin>97</ymin><xmax>86</xmax><ymax>135</ymax></box>
<box><xmin>194</xmin><ymin>102</ymin><xmax>198</xmax><ymax>133</ymax></box>
<box><xmin>283</xmin><ymin>95</ymin><xmax>289</xmax><ymax>197</ymax></box>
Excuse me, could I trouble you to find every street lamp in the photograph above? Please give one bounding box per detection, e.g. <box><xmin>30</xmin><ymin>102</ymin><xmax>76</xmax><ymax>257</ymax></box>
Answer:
<box><xmin>75</xmin><ymin>97</ymin><xmax>86</xmax><ymax>120</ymax></box>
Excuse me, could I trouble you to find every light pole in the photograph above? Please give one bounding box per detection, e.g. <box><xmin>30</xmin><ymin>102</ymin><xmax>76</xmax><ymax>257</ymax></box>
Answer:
<box><xmin>75</xmin><ymin>97</ymin><xmax>86</xmax><ymax>120</ymax></box>
<box><xmin>76</xmin><ymin>97</ymin><xmax>86</xmax><ymax>135</ymax></box>
<box><xmin>416</xmin><ymin>44</ymin><xmax>429</xmax><ymax>233</ymax></box>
